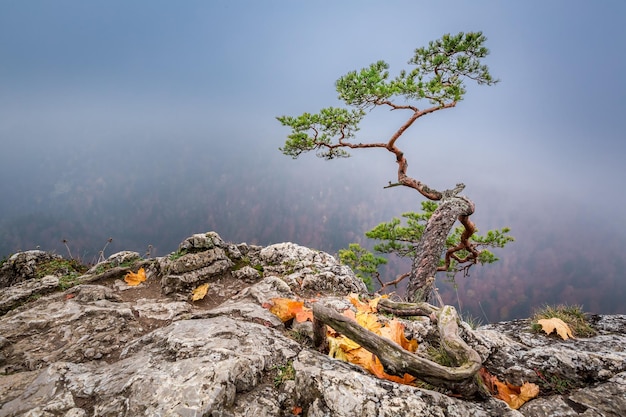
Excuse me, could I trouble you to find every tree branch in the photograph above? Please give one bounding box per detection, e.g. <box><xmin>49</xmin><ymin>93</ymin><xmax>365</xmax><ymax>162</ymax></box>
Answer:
<box><xmin>376</xmin><ymin>272</ymin><xmax>410</xmax><ymax>292</ymax></box>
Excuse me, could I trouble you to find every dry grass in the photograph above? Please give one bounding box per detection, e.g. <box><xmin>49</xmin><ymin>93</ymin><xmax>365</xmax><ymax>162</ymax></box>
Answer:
<box><xmin>531</xmin><ymin>304</ymin><xmax>595</xmax><ymax>337</ymax></box>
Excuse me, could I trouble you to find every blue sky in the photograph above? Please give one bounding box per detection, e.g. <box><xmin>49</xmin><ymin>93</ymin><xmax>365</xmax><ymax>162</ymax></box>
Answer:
<box><xmin>1</xmin><ymin>1</ymin><xmax>625</xmax><ymax>318</ymax></box>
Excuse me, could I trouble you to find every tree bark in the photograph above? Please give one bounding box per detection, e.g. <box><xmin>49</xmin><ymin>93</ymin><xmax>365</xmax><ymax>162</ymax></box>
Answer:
<box><xmin>406</xmin><ymin>194</ymin><xmax>475</xmax><ymax>303</ymax></box>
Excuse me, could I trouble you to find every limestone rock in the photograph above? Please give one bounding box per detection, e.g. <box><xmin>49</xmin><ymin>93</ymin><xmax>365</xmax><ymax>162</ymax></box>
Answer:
<box><xmin>0</xmin><ymin>317</ymin><xmax>301</xmax><ymax>417</ymax></box>
<box><xmin>86</xmin><ymin>250</ymin><xmax>141</xmax><ymax>274</ymax></box>
<box><xmin>260</xmin><ymin>242</ymin><xmax>368</xmax><ymax>295</ymax></box>
<box><xmin>158</xmin><ymin>246</ymin><xmax>234</xmax><ymax>295</ymax></box>
<box><xmin>132</xmin><ymin>298</ymin><xmax>192</xmax><ymax>321</ymax></box>
<box><xmin>476</xmin><ymin>316</ymin><xmax>626</xmax><ymax>416</ymax></box>
<box><xmin>477</xmin><ymin>317</ymin><xmax>626</xmax><ymax>386</ymax></box>
<box><xmin>232</xmin><ymin>265</ymin><xmax>262</xmax><ymax>283</ymax></box>
<box><xmin>521</xmin><ymin>371</ymin><xmax>626</xmax><ymax>416</ymax></box>
<box><xmin>178</xmin><ymin>231</ymin><xmax>228</xmax><ymax>251</ymax></box>
<box><xmin>293</xmin><ymin>349</ymin><xmax>523</xmax><ymax>417</ymax></box>
<box><xmin>0</xmin><ymin>250</ymin><xmax>62</xmax><ymax>288</ymax></box>
<box><xmin>194</xmin><ymin>276</ymin><xmax>295</xmax><ymax>328</ymax></box>
<box><xmin>0</xmin><ymin>284</ymin><xmax>150</xmax><ymax>373</ymax></box>
<box><xmin>0</xmin><ymin>230</ymin><xmax>625</xmax><ymax>416</ymax></box>
<box><xmin>0</xmin><ymin>275</ymin><xmax>59</xmax><ymax>314</ymax></box>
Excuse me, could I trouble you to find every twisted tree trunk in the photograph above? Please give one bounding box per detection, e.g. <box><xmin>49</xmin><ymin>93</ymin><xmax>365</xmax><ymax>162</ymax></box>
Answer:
<box><xmin>406</xmin><ymin>192</ymin><xmax>476</xmax><ymax>303</ymax></box>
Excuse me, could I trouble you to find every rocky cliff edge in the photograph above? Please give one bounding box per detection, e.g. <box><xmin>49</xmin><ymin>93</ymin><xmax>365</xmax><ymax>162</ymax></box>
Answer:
<box><xmin>0</xmin><ymin>231</ymin><xmax>624</xmax><ymax>416</ymax></box>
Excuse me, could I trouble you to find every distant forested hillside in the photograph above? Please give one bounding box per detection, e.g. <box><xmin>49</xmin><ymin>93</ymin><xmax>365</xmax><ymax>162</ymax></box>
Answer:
<box><xmin>1</xmin><ymin>140</ymin><xmax>624</xmax><ymax>322</ymax></box>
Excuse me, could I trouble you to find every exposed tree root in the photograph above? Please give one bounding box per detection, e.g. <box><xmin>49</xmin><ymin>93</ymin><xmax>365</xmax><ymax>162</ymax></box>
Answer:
<box><xmin>312</xmin><ymin>300</ymin><xmax>487</xmax><ymax>399</ymax></box>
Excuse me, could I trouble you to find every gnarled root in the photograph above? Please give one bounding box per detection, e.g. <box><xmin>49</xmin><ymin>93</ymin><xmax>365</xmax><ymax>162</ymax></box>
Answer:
<box><xmin>312</xmin><ymin>300</ymin><xmax>486</xmax><ymax>399</ymax></box>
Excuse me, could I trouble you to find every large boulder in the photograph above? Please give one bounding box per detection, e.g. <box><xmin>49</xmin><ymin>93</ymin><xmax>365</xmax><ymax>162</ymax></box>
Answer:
<box><xmin>260</xmin><ymin>242</ymin><xmax>368</xmax><ymax>295</ymax></box>
<box><xmin>474</xmin><ymin>316</ymin><xmax>626</xmax><ymax>416</ymax></box>
<box><xmin>158</xmin><ymin>232</ymin><xmax>235</xmax><ymax>296</ymax></box>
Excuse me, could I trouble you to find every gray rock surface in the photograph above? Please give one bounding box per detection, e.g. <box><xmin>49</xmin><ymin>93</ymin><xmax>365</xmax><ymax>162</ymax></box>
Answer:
<box><xmin>0</xmin><ymin>275</ymin><xmax>59</xmax><ymax>314</ymax></box>
<box><xmin>475</xmin><ymin>316</ymin><xmax>626</xmax><ymax>416</ymax></box>
<box><xmin>0</xmin><ymin>250</ymin><xmax>62</xmax><ymax>288</ymax></box>
<box><xmin>293</xmin><ymin>349</ymin><xmax>523</xmax><ymax>417</ymax></box>
<box><xmin>260</xmin><ymin>242</ymin><xmax>368</xmax><ymax>295</ymax></box>
<box><xmin>0</xmin><ymin>231</ymin><xmax>624</xmax><ymax>416</ymax></box>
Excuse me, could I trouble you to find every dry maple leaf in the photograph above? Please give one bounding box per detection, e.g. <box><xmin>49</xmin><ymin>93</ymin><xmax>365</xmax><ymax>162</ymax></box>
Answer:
<box><xmin>479</xmin><ymin>368</ymin><xmax>539</xmax><ymax>409</ymax></box>
<box><xmin>264</xmin><ymin>298</ymin><xmax>313</xmax><ymax>323</ymax></box>
<box><xmin>537</xmin><ymin>318</ymin><xmax>574</xmax><ymax>340</ymax></box>
<box><xmin>191</xmin><ymin>283</ymin><xmax>209</xmax><ymax>301</ymax></box>
<box><xmin>124</xmin><ymin>267</ymin><xmax>146</xmax><ymax>286</ymax></box>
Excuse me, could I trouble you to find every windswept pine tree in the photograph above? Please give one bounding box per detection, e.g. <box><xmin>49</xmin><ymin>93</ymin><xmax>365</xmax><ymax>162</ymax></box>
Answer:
<box><xmin>278</xmin><ymin>32</ymin><xmax>513</xmax><ymax>303</ymax></box>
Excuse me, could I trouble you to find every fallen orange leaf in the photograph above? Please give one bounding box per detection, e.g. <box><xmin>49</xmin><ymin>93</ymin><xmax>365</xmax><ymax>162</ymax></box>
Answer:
<box><xmin>479</xmin><ymin>368</ymin><xmax>539</xmax><ymax>409</ymax></box>
<box><xmin>537</xmin><ymin>318</ymin><xmax>574</xmax><ymax>340</ymax></box>
<box><xmin>347</xmin><ymin>293</ymin><xmax>385</xmax><ymax>313</ymax></box>
<box><xmin>124</xmin><ymin>267</ymin><xmax>146</xmax><ymax>286</ymax></box>
<box><xmin>265</xmin><ymin>298</ymin><xmax>313</xmax><ymax>323</ymax></box>
<box><xmin>379</xmin><ymin>319</ymin><xmax>418</xmax><ymax>353</ymax></box>
<box><xmin>342</xmin><ymin>308</ymin><xmax>356</xmax><ymax>321</ymax></box>
<box><xmin>355</xmin><ymin>311</ymin><xmax>382</xmax><ymax>334</ymax></box>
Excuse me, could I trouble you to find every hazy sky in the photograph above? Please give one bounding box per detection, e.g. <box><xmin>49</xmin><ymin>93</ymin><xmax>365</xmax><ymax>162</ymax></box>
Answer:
<box><xmin>1</xmin><ymin>2</ymin><xmax>625</xmax><ymax>318</ymax></box>
<box><xmin>2</xmin><ymin>2</ymin><xmax>624</xmax><ymax>199</ymax></box>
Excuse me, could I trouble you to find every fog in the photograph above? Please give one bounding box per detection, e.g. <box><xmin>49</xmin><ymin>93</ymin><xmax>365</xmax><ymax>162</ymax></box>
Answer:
<box><xmin>1</xmin><ymin>1</ymin><xmax>625</xmax><ymax>321</ymax></box>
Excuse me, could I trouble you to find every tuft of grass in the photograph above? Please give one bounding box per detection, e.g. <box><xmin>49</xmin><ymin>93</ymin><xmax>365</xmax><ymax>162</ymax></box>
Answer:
<box><xmin>230</xmin><ymin>256</ymin><xmax>265</xmax><ymax>274</ymax></box>
<box><xmin>460</xmin><ymin>314</ymin><xmax>483</xmax><ymax>330</ymax></box>
<box><xmin>531</xmin><ymin>304</ymin><xmax>595</xmax><ymax>337</ymax></box>
<box><xmin>168</xmin><ymin>248</ymin><xmax>188</xmax><ymax>261</ymax></box>
<box><xmin>426</xmin><ymin>344</ymin><xmax>456</xmax><ymax>367</ymax></box>
<box><xmin>36</xmin><ymin>258</ymin><xmax>87</xmax><ymax>279</ymax></box>
<box><xmin>534</xmin><ymin>368</ymin><xmax>576</xmax><ymax>395</ymax></box>
<box><xmin>0</xmin><ymin>254</ymin><xmax>9</xmax><ymax>269</ymax></box>
<box><xmin>36</xmin><ymin>258</ymin><xmax>88</xmax><ymax>291</ymax></box>
<box><xmin>287</xmin><ymin>329</ymin><xmax>313</xmax><ymax>347</ymax></box>
<box><xmin>272</xmin><ymin>361</ymin><xmax>295</xmax><ymax>387</ymax></box>
<box><xmin>231</xmin><ymin>257</ymin><xmax>248</xmax><ymax>271</ymax></box>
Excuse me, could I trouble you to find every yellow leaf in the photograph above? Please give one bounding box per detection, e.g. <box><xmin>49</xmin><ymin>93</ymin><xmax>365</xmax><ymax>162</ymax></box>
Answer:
<box><xmin>264</xmin><ymin>298</ymin><xmax>313</xmax><ymax>323</ymax></box>
<box><xmin>517</xmin><ymin>382</ymin><xmax>540</xmax><ymax>406</ymax></box>
<box><xmin>537</xmin><ymin>318</ymin><xmax>574</xmax><ymax>340</ymax></box>
<box><xmin>355</xmin><ymin>311</ymin><xmax>382</xmax><ymax>334</ymax></box>
<box><xmin>124</xmin><ymin>267</ymin><xmax>146</xmax><ymax>286</ymax></box>
<box><xmin>328</xmin><ymin>334</ymin><xmax>361</xmax><ymax>356</ymax></box>
<box><xmin>191</xmin><ymin>283</ymin><xmax>209</xmax><ymax>301</ymax></box>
